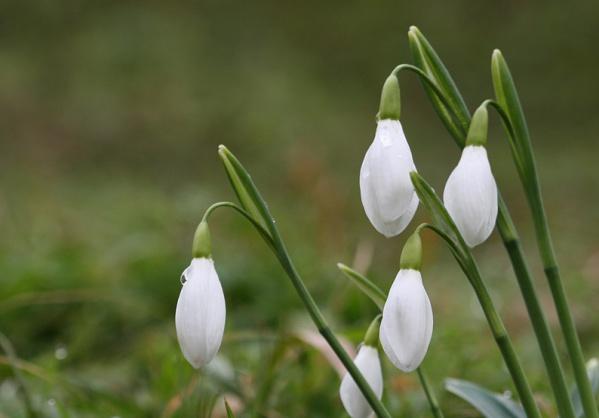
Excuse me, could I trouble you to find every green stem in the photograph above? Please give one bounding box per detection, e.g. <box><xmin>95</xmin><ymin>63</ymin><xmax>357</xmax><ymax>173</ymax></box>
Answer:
<box><xmin>417</xmin><ymin>367</ymin><xmax>445</xmax><ymax>418</ymax></box>
<box><xmin>496</xmin><ymin>198</ymin><xmax>577</xmax><ymax>418</ymax></box>
<box><xmin>530</xmin><ymin>168</ymin><xmax>598</xmax><ymax>418</ymax></box>
<box><xmin>268</xmin><ymin>238</ymin><xmax>392</xmax><ymax>418</ymax></box>
<box><xmin>208</xmin><ymin>186</ymin><xmax>392</xmax><ymax>417</ymax></box>
<box><xmin>491</xmin><ymin>52</ymin><xmax>598</xmax><ymax>418</ymax></box>
<box><xmin>392</xmin><ymin>64</ymin><xmax>461</xmax><ymax>128</ymax></box>
<box><xmin>485</xmin><ymin>105</ymin><xmax>577</xmax><ymax>418</ymax></box>
<box><xmin>422</xmin><ymin>224</ymin><xmax>542</xmax><ymax>418</ymax></box>
<box><xmin>465</xmin><ymin>260</ymin><xmax>542</xmax><ymax>418</ymax></box>
<box><xmin>404</xmin><ymin>74</ymin><xmax>576</xmax><ymax>414</ymax></box>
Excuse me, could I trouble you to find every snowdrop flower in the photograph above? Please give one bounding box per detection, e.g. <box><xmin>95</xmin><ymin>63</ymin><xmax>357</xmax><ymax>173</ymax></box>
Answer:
<box><xmin>360</xmin><ymin>74</ymin><xmax>418</xmax><ymax>238</ymax></box>
<box><xmin>340</xmin><ymin>317</ymin><xmax>383</xmax><ymax>418</ymax></box>
<box><xmin>176</xmin><ymin>222</ymin><xmax>226</xmax><ymax>368</ymax></box>
<box><xmin>443</xmin><ymin>106</ymin><xmax>498</xmax><ymax>247</ymax></box>
<box><xmin>380</xmin><ymin>232</ymin><xmax>433</xmax><ymax>372</ymax></box>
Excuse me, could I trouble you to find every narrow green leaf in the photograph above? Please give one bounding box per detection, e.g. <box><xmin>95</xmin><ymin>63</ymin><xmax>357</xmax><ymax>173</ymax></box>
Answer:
<box><xmin>491</xmin><ymin>50</ymin><xmax>536</xmax><ymax>183</ymax></box>
<box><xmin>408</xmin><ymin>26</ymin><xmax>470</xmax><ymax>147</ymax></box>
<box><xmin>446</xmin><ymin>378</ymin><xmax>526</xmax><ymax>418</ymax></box>
<box><xmin>337</xmin><ymin>263</ymin><xmax>386</xmax><ymax>310</ymax></box>
<box><xmin>218</xmin><ymin>145</ymin><xmax>271</xmax><ymax>233</ymax></box>
<box><xmin>491</xmin><ymin>51</ymin><xmax>544</xmax><ymax>204</ymax></box>
<box><xmin>571</xmin><ymin>358</ymin><xmax>599</xmax><ymax>418</ymax></box>
<box><xmin>224</xmin><ymin>399</ymin><xmax>236</xmax><ymax>418</ymax></box>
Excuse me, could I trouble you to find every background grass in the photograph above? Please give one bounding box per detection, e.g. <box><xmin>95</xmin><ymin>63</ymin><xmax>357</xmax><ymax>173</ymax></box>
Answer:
<box><xmin>0</xmin><ymin>1</ymin><xmax>598</xmax><ymax>417</ymax></box>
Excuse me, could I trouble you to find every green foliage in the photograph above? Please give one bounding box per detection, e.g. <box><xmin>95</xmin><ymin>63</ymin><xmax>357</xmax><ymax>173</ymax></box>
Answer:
<box><xmin>445</xmin><ymin>378</ymin><xmax>525</xmax><ymax>418</ymax></box>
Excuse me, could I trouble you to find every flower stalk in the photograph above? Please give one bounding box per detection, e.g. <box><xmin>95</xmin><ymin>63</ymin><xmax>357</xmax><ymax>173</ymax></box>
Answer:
<box><xmin>216</xmin><ymin>146</ymin><xmax>393</xmax><ymax>418</ymax></box>
<box><xmin>417</xmin><ymin>367</ymin><xmax>444</xmax><ymax>418</ymax></box>
<box><xmin>411</xmin><ymin>173</ymin><xmax>542</xmax><ymax>418</ymax></box>
<box><xmin>407</xmin><ymin>27</ymin><xmax>580</xmax><ymax>418</ymax></box>
<box><xmin>492</xmin><ymin>49</ymin><xmax>599</xmax><ymax>418</ymax></box>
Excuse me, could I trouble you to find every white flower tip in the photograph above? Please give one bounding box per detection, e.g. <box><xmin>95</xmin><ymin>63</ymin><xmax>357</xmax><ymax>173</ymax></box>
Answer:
<box><xmin>380</xmin><ymin>269</ymin><xmax>433</xmax><ymax>372</ymax></box>
<box><xmin>360</xmin><ymin>121</ymin><xmax>418</xmax><ymax>237</ymax></box>
<box><xmin>443</xmin><ymin>146</ymin><xmax>498</xmax><ymax>247</ymax></box>
<box><xmin>339</xmin><ymin>346</ymin><xmax>383</xmax><ymax>418</ymax></box>
<box><xmin>175</xmin><ymin>258</ymin><xmax>226</xmax><ymax>369</ymax></box>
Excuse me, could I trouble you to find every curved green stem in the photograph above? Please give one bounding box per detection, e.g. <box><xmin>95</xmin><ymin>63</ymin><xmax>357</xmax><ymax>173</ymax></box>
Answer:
<box><xmin>412</xmin><ymin>177</ymin><xmax>542</xmax><ymax>418</ymax></box>
<box><xmin>487</xmin><ymin>107</ymin><xmax>578</xmax><ymax>418</ymax></box>
<box><xmin>417</xmin><ymin>367</ymin><xmax>445</xmax><ymax>418</ymax></box>
<box><xmin>404</xmin><ymin>41</ymin><xmax>578</xmax><ymax>415</ymax></box>
<box><xmin>263</xmin><ymin>224</ymin><xmax>391</xmax><ymax>418</ymax></box>
<box><xmin>491</xmin><ymin>52</ymin><xmax>598</xmax><ymax>417</ymax></box>
<box><xmin>392</xmin><ymin>64</ymin><xmax>464</xmax><ymax>132</ymax></box>
<box><xmin>215</xmin><ymin>152</ymin><xmax>392</xmax><ymax>418</ymax></box>
<box><xmin>201</xmin><ymin>201</ymin><xmax>276</xmax><ymax>252</ymax></box>
<box><xmin>430</xmin><ymin>230</ymin><xmax>542</xmax><ymax>418</ymax></box>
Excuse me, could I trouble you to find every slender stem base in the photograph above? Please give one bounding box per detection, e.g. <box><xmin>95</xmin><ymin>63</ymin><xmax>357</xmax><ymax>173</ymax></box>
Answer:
<box><xmin>274</xmin><ymin>244</ymin><xmax>392</xmax><ymax>418</ymax></box>
<box><xmin>417</xmin><ymin>367</ymin><xmax>445</xmax><ymax>418</ymax></box>
<box><xmin>545</xmin><ymin>264</ymin><xmax>598</xmax><ymax>418</ymax></box>
<box><xmin>497</xmin><ymin>198</ymin><xmax>576</xmax><ymax>418</ymax></box>
<box><xmin>467</xmin><ymin>265</ymin><xmax>542</xmax><ymax>418</ymax></box>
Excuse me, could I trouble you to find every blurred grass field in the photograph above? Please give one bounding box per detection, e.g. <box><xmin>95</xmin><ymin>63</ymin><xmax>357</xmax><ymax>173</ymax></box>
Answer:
<box><xmin>1</xmin><ymin>1</ymin><xmax>598</xmax><ymax>417</ymax></box>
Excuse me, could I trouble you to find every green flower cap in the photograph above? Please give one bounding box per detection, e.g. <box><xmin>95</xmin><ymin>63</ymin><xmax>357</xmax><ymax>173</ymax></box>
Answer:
<box><xmin>377</xmin><ymin>74</ymin><xmax>401</xmax><ymax>121</ymax></box>
<box><xmin>466</xmin><ymin>105</ymin><xmax>488</xmax><ymax>147</ymax></box>
<box><xmin>400</xmin><ymin>230</ymin><xmax>422</xmax><ymax>270</ymax></box>
<box><xmin>363</xmin><ymin>314</ymin><xmax>383</xmax><ymax>348</ymax></box>
<box><xmin>192</xmin><ymin>221</ymin><xmax>212</xmax><ymax>259</ymax></box>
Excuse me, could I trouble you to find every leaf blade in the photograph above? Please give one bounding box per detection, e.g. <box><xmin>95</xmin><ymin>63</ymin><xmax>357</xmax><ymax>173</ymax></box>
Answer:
<box><xmin>446</xmin><ymin>378</ymin><xmax>526</xmax><ymax>418</ymax></box>
<box><xmin>224</xmin><ymin>399</ymin><xmax>236</xmax><ymax>418</ymax></box>
<box><xmin>337</xmin><ymin>263</ymin><xmax>386</xmax><ymax>310</ymax></box>
<box><xmin>408</xmin><ymin>26</ymin><xmax>470</xmax><ymax>147</ymax></box>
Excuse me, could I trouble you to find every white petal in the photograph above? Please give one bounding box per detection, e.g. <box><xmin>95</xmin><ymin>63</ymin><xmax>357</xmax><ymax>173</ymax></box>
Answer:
<box><xmin>443</xmin><ymin>146</ymin><xmax>498</xmax><ymax>247</ymax></box>
<box><xmin>175</xmin><ymin>258</ymin><xmax>226</xmax><ymax>368</ymax></box>
<box><xmin>360</xmin><ymin>120</ymin><xmax>418</xmax><ymax>237</ymax></box>
<box><xmin>340</xmin><ymin>346</ymin><xmax>383</xmax><ymax>418</ymax></box>
<box><xmin>380</xmin><ymin>269</ymin><xmax>433</xmax><ymax>372</ymax></box>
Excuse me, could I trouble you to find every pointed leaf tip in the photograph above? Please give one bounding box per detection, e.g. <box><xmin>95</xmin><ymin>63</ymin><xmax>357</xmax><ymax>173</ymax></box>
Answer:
<box><xmin>224</xmin><ymin>399</ymin><xmax>236</xmax><ymax>418</ymax></box>
<box><xmin>337</xmin><ymin>263</ymin><xmax>386</xmax><ymax>310</ymax></box>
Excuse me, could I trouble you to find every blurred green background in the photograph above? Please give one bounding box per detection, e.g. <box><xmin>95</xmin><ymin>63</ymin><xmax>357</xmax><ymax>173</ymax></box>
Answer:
<box><xmin>1</xmin><ymin>1</ymin><xmax>598</xmax><ymax>417</ymax></box>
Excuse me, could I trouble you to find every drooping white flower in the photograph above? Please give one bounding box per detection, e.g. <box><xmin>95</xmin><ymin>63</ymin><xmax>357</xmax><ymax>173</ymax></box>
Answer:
<box><xmin>340</xmin><ymin>345</ymin><xmax>383</xmax><ymax>418</ymax></box>
<box><xmin>176</xmin><ymin>257</ymin><xmax>226</xmax><ymax>369</ymax></box>
<box><xmin>380</xmin><ymin>269</ymin><xmax>433</xmax><ymax>372</ymax></box>
<box><xmin>360</xmin><ymin>119</ymin><xmax>418</xmax><ymax>237</ymax></box>
<box><xmin>443</xmin><ymin>145</ymin><xmax>498</xmax><ymax>247</ymax></box>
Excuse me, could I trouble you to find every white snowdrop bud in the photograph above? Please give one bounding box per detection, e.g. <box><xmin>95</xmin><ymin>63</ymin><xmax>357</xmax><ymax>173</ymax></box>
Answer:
<box><xmin>380</xmin><ymin>269</ymin><xmax>432</xmax><ymax>372</ymax></box>
<box><xmin>340</xmin><ymin>317</ymin><xmax>383</xmax><ymax>418</ymax></box>
<box><xmin>443</xmin><ymin>106</ymin><xmax>498</xmax><ymax>247</ymax></box>
<box><xmin>380</xmin><ymin>233</ymin><xmax>432</xmax><ymax>372</ymax></box>
<box><xmin>360</xmin><ymin>75</ymin><xmax>418</xmax><ymax>238</ymax></box>
<box><xmin>175</xmin><ymin>222</ymin><xmax>226</xmax><ymax>368</ymax></box>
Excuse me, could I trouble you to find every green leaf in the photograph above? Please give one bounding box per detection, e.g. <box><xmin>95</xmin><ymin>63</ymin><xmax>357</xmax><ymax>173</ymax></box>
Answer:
<box><xmin>571</xmin><ymin>358</ymin><xmax>599</xmax><ymax>418</ymax></box>
<box><xmin>224</xmin><ymin>399</ymin><xmax>236</xmax><ymax>418</ymax></box>
<box><xmin>218</xmin><ymin>145</ymin><xmax>272</xmax><ymax>234</ymax></box>
<box><xmin>408</xmin><ymin>26</ymin><xmax>470</xmax><ymax>147</ymax></box>
<box><xmin>337</xmin><ymin>263</ymin><xmax>385</xmax><ymax>310</ymax></box>
<box><xmin>491</xmin><ymin>50</ymin><xmax>535</xmax><ymax>185</ymax></box>
<box><xmin>446</xmin><ymin>378</ymin><xmax>526</xmax><ymax>418</ymax></box>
